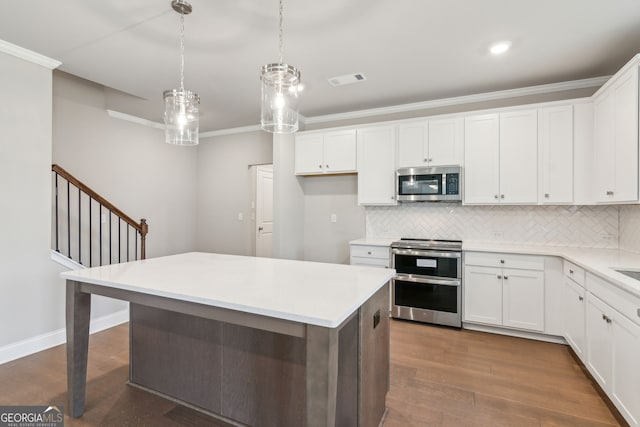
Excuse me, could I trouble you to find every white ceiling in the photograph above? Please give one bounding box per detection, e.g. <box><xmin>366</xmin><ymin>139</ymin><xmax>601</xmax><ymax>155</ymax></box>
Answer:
<box><xmin>3</xmin><ymin>0</ymin><xmax>640</xmax><ymax>132</ymax></box>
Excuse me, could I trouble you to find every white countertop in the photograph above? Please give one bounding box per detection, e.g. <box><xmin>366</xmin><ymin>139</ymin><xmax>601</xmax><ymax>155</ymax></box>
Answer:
<box><xmin>61</xmin><ymin>252</ymin><xmax>396</xmax><ymax>328</ymax></box>
<box><xmin>349</xmin><ymin>238</ymin><xmax>399</xmax><ymax>247</ymax></box>
<box><xmin>463</xmin><ymin>242</ymin><xmax>640</xmax><ymax>298</ymax></box>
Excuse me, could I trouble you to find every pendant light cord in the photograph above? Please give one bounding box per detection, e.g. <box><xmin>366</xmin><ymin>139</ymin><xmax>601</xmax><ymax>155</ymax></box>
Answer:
<box><xmin>278</xmin><ymin>0</ymin><xmax>284</xmax><ymax>64</ymax></box>
<box><xmin>180</xmin><ymin>12</ymin><xmax>185</xmax><ymax>91</ymax></box>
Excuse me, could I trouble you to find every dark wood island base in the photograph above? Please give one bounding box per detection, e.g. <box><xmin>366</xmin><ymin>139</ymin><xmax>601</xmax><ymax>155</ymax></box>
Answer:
<box><xmin>66</xmin><ymin>280</ymin><xmax>389</xmax><ymax>427</ymax></box>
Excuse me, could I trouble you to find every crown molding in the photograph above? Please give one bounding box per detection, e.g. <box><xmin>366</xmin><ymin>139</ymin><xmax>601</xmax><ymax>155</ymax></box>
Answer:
<box><xmin>0</xmin><ymin>40</ymin><xmax>61</xmax><ymax>69</ymax></box>
<box><xmin>200</xmin><ymin>124</ymin><xmax>263</xmax><ymax>138</ymax></box>
<box><xmin>106</xmin><ymin>109</ymin><xmax>164</xmax><ymax>130</ymax></box>
<box><xmin>303</xmin><ymin>76</ymin><xmax>610</xmax><ymax>125</ymax></box>
<box><xmin>104</xmin><ymin>76</ymin><xmax>609</xmax><ymax>137</ymax></box>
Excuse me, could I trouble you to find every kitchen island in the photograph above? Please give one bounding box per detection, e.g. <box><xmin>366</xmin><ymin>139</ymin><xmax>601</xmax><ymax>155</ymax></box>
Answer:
<box><xmin>62</xmin><ymin>252</ymin><xmax>394</xmax><ymax>426</ymax></box>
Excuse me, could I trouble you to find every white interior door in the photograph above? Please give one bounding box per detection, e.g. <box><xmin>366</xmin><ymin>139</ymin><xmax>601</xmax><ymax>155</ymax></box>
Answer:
<box><xmin>255</xmin><ymin>166</ymin><xmax>273</xmax><ymax>257</ymax></box>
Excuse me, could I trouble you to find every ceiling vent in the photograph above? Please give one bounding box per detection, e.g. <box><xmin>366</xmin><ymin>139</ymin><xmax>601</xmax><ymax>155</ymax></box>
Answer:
<box><xmin>328</xmin><ymin>73</ymin><xmax>367</xmax><ymax>87</ymax></box>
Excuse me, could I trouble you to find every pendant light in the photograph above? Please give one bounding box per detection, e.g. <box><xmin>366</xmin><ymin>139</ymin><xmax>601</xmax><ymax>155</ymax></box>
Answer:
<box><xmin>260</xmin><ymin>0</ymin><xmax>301</xmax><ymax>134</ymax></box>
<box><xmin>163</xmin><ymin>0</ymin><xmax>200</xmax><ymax>145</ymax></box>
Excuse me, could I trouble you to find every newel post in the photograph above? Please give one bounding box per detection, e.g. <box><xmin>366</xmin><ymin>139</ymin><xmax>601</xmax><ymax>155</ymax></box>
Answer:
<box><xmin>140</xmin><ymin>218</ymin><xmax>148</xmax><ymax>260</ymax></box>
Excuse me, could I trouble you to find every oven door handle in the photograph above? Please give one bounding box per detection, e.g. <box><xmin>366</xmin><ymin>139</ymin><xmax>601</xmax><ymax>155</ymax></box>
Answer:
<box><xmin>391</xmin><ymin>249</ymin><xmax>461</xmax><ymax>258</ymax></box>
<box><xmin>394</xmin><ymin>274</ymin><xmax>461</xmax><ymax>287</ymax></box>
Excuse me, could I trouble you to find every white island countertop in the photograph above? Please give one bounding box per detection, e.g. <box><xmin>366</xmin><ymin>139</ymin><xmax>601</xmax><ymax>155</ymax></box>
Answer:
<box><xmin>61</xmin><ymin>252</ymin><xmax>396</xmax><ymax>328</ymax></box>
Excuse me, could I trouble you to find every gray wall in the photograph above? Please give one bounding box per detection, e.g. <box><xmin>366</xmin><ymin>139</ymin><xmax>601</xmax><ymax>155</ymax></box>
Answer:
<box><xmin>53</xmin><ymin>72</ymin><xmax>198</xmax><ymax>260</ymax></box>
<box><xmin>52</xmin><ymin>71</ymin><xmax>199</xmax><ymax>319</ymax></box>
<box><xmin>302</xmin><ymin>175</ymin><xmax>365</xmax><ymax>264</ymax></box>
<box><xmin>196</xmin><ymin>131</ymin><xmax>273</xmax><ymax>256</ymax></box>
<box><xmin>0</xmin><ymin>51</ymin><xmax>64</xmax><ymax>347</ymax></box>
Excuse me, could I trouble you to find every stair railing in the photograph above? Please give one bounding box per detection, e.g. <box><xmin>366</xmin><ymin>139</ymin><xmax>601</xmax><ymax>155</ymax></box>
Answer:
<box><xmin>52</xmin><ymin>164</ymin><xmax>148</xmax><ymax>267</ymax></box>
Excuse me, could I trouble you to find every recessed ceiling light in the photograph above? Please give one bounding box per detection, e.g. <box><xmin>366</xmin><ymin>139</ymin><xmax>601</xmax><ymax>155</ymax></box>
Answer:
<box><xmin>490</xmin><ymin>41</ymin><xmax>512</xmax><ymax>55</ymax></box>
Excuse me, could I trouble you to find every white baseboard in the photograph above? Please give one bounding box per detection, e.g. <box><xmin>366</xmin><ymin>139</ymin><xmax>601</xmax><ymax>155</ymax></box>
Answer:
<box><xmin>463</xmin><ymin>322</ymin><xmax>567</xmax><ymax>344</ymax></box>
<box><xmin>0</xmin><ymin>309</ymin><xmax>129</xmax><ymax>365</ymax></box>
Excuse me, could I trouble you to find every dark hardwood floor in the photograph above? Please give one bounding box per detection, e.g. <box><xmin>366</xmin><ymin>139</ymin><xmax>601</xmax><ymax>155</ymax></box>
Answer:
<box><xmin>0</xmin><ymin>320</ymin><xmax>622</xmax><ymax>426</ymax></box>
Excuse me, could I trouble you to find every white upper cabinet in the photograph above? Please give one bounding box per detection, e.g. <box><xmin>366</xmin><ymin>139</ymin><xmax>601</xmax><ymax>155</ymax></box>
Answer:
<box><xmin>397</xmin><ymin>118</ymin><xmax>463</xmax><ymax>168</ymax></box>
<box><xmin>539</xmin><ymin>105</ymin><xmax>574</xmax><ymax>204</ymax></box>
<box><xmin>499</xmin><ymin>109</ymin><xmax>538</xmax><ymax>204</ymax></box>
<box><xmin>357</xmin><ymin>125</ymin><xmax>397</xmax><ymax>205</ymax></box>
<box><xmin>593</xmin><ymin>64</ymin><xmax>639</xmax><ymax>202</ymax></box>
<box><xmin>295</xmin><ymin>129</ymin><xmax>356</xmax><ymax>175</ymax></box>
<box><xmin>464</xmin><ymin>114</ymin><xmax>500</xmax><ymax>204</ymax></box>
<box><xmin>464</xmin><ymin>109</ymin><xmax>538</xmax><ymax>204</ymax></box>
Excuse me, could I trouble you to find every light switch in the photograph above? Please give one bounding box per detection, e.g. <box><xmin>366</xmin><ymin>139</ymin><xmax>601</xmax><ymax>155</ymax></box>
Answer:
<box><xmin>331</xmin><ymin>214</ymin><xmax>337</xmax><ymax>223</ymax></box>
<box><xmin>238</xmin><ymin>212</ymin><xmax>244</xmax><ymax>221</ymax></box>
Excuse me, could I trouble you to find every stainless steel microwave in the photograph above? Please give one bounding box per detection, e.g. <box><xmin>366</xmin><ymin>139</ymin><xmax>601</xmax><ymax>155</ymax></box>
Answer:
<box><xmin>396</xmin><ymin>165</ymin><xmax>462</xmax><ymax>202</ymax></box>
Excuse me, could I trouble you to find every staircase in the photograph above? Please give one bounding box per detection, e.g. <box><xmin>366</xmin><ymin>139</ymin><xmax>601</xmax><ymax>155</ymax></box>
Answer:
<box><xmin>51</xmin><ymin>164</ymin><xmax>148</xmax><ymax>267</ymax></box>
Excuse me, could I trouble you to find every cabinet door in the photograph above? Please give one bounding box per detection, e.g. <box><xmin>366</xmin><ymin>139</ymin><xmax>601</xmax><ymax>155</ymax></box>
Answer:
<box><xmin>464</xmin><ymin>114</ymin><xmax>500</xmax><ymax>204</ymax></box>
<box><xmin>357</xmin><ymin>126</ymin><xmax>397</xmax><ymax>205</ymax></box>
<box><xmin>324</xmin><ymin>130</ymin><xmax>357</xmax><ymax>173</ymax></box>
<box><xmin>612</xmin><ymin>67</ymin><xmax>639</xmax><ymax>202</ymax></box>
<box><xmin>463</xmin><ymin>265</ymin><xmax>502</xmax><ymax>326</ymax></box>
<box><xmin>563</xmin><ymin>278</ymin><xmax>586</xmax><ymax>360</ymax></box>
<box><xmin>428</xmin><ymin>118</ymin><xmax>463</xmax><ymax>166</ymax></box>
<box><xmin>294</xmin><ymin>134</ymin><xmax>324</xmax><ymax>174</ymax></box>
<box><xmin>540</xmin><ymin>105</ymin><xmax>573</xmax><ymax>204</ymax></box>
<box><xmin>502</xmin><ymin>268</ymin><xmax>544</xmax><ymax>331</ymax></box>
<box><xmin>593</xmin><ymin>90</ymin><xmax>616</xmax><ymax>202</ymax></box>
<box><xmin>397</xmin><ymin>122</ymin><xmax>427</xmax><ymax>168</ymax></box>
<box><xmin>499</xmin><ymin>109</ymin><xmax>538</xmax><ymax>204</ymax></box>
<box><xmin>611</xmin><ymin>310</ymin><xmax>640</xmax><ymax>427</ymax></box>
<box><xmin>586</xmin><ymin>294</ymin><xmax>612</xmax><ymax>391</ymax></box>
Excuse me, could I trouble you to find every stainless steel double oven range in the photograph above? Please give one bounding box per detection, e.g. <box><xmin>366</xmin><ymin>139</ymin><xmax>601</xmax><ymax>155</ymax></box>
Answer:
<box><xmin>391</xmin><ymin>238</ymin><xmax>462</xmax><ymax>328</ymax></box>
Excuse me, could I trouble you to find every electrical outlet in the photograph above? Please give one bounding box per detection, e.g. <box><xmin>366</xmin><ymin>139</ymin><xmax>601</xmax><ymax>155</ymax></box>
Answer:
<box><xmin>600</xmin><ymin>233</ymin><xmax>614</xmax><ymax>241</ymax></box>
<box><xmin>492</xmin><ymin>231</ymin><xmax>504</xmax><ymax>239</ymax></box>
<box><xmin>238</xmin><ymin>212</ymin><xmax>244</xmax><ymax>221</ymax></box>
<box><xmin>331</xmin><ymin>214</ymin><xmax>337</xmax><ymax>223</ymax></box>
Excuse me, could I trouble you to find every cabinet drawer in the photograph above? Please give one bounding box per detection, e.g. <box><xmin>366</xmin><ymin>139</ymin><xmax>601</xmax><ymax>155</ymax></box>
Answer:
<box><xmin>564</xmin><ymin>261</ymin><xmax>585</xmax><ymax>287</ymax></box>
<box><xmin>350</xmin><ymin>257</ymin><xmax>390</xmax><ymax>268</ymax></box>
<box><xmin>350</xmin><ymin>245</ymin><xmax>390</xmax><ymax>260</ymax></box>
<box><xmin>587</xmin><ymin>272</ymin><xmax>640</xmax><ymax>326</ymax></box>
<box><xmin>465</xmin><ymin>252</ymin><xmax>544</xmax><ymax>271</ymax></box>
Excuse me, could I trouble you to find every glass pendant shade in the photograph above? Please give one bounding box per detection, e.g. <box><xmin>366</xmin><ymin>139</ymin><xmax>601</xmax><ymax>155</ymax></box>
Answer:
<box><xmin>261</xmin><ymin>63</ymin><xmax>301</xmax><ymax>133</ymax></box>
<box><xmin>163</xmin><ymin>89</ymin><xmax>200</xmax><ymax>145</ymax></box>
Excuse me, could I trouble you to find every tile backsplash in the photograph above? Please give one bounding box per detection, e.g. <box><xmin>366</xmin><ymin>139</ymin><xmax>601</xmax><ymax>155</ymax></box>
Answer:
<box><xmin>366</xmin><ymin>204</ymin><xmax>619</xmax><ymax>248</ymax></box>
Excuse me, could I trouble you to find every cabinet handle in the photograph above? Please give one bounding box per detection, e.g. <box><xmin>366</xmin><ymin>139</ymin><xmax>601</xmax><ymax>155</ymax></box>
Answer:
<box><xmin>569</xmin><ymin>269</ymin><xmax>574</xmax><ymax>275</ymax></box>
<box><xmin>319</xmin><ymin>164</ymin><xmax>323</xmax><ymax>168</ymax></box>
<box><xmin>367</xmin><ymin>251</ymin><xmax>372</xmax><ymax>255</ymax></box>
<box><xmin>428</xmin><ymin>158</ymin><xmax>433</xmax><ymax>162</ymax></box>
<box><xmin>578</xmin><ymin>296</ymin><xmax>584</xmax><ymax>302</ymax></box>
<box><xmin>606</xmin><ymin>190</ymin><xmax>614</xmax><ymax>196</ymax></box>
<box><xmin>326</xmin><ymin>164</ymin><xmax>329</xmax><ymax>168</ymax></box>
<box><xmin>497</xmin><ymin>274</ymin><xmax>502</xmax><ymax>279</ymax></box>
<box><xmin>424</xmin><ymin>158</ymin><xmax>429</xmax><ymax>163</ymax></box>
<box><xmin>602</xmin><ymin>313</ymin><xmax>606</xmax><ymax>321</ymax></box>
<box><xmin>602</xmin><ymin>314</ymin><xmax>612</xmax><ymax>323</ymax></box>
<box><xmin>501</xmin><ymin>194</ymin><xmax>505</xmax><ymax>199</ymax></box>
<box><xmin>544</xmin><ymin>193</ymin><xmax>549</xmax><ymax>198</ymax></box>
<box><xmin>494</xmin><ymin>194</ymin><xmax>499</xmax><ymax>199</ymax></box>
<box><xmin>500</xmin><ymin>259</ymin><xmax>505</xmax><ymax>264</ymax></box>
<box><xmin>391</xmin><ymin>195</ymin><xmax>395</xmax><ymax>200</ymax></box>
<box><xmin>503</xmin><ymin>275</ymin><xmax>509</xmax><ymax>280</ymax></box>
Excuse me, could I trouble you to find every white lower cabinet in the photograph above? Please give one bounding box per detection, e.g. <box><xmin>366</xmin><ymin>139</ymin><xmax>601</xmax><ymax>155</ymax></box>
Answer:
<box><xmin>464</xmin><ymin>252</ymin><xmax>544</xmax><ymax>332</ymax></box>
<box><xmin>563</xmin><ymin>277</ymin><xmax>586</xmax><ymax>360</ymax></box>
<box><xmin>585</xmin><ymin>273</ymin><xmax>640</xmax><ymax>427</ymax></box>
